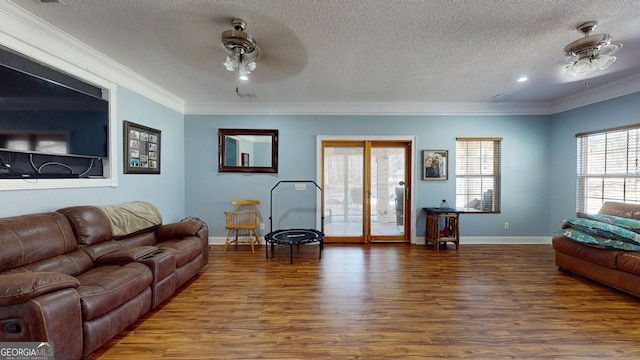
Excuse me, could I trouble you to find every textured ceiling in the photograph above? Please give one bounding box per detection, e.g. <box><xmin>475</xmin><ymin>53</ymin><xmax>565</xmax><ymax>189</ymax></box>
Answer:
<box><xmin>8</xmin><ymin>0</ymin><xmax>640</xmax><ymax>114</ymax></box>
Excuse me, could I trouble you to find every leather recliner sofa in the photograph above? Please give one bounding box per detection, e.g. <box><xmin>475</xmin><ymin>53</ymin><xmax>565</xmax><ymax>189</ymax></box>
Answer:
<box><xmin>0</xmin><ymin>202</ymin><xmax>208</xmax><ymax>359</ymax></box>
<box><xmin>553</xmin><ymin>201</ymin><xmax>640</xmax><ymax>298</ymax></box>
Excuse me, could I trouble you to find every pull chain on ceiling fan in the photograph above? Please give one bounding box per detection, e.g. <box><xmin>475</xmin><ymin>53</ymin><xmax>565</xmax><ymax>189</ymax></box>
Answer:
<box><xmin>562</xmin><ymin>21</ymin><xmax>623</xmax><ymax>83</ymax></box>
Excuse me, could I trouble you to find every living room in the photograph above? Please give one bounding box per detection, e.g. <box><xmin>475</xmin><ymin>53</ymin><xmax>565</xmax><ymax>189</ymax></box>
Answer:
<box><xmin>0</xmin><ymin>1</ymin><xmax>638</xmax><ymax>241</ymax></box>
<box><xmin>1</xmin><ymin>1</ymin><xmax>640</xmax><ymax>358</ymax></box>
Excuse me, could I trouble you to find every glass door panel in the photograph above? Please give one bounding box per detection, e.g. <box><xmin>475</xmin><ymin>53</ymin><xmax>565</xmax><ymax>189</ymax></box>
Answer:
<box><xmin>323</xmin><ymin>145</ymin><xmax>364</xmax><ymax>241</ymax></box>
<box><xmin>370</xmin><ymin>146</ymin><xmax>406</xmax><ymax>240</ymax></box>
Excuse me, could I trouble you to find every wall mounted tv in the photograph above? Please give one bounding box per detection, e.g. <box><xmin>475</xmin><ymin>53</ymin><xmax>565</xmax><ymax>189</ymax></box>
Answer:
<box><xmin>0</xmin><ymin>49</ymin><xmax>109</xmax><ymax>159</ymax></box>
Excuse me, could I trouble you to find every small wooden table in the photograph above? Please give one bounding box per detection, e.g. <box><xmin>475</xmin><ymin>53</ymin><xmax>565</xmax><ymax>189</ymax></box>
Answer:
<box><xmin>423</xmin><ymin>207</ymin><xmax>465</xmax><ymax>251</ymax></box>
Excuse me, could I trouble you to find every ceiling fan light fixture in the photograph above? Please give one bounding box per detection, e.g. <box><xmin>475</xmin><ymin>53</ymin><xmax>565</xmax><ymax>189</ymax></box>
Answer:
<box><xmin>220</xmin><ymin>18</ymin><xmax>261</xmax><ymax>80</ymax></box>
<box><xmin>223</xmin><ymin>54</ymin><xmax>239</xmax><ymax>71</ymax></box>
<box><xmin>561</xmin><ymin>21</ymin><xmax>622</xmax><ymax>78</ymax></box>
<box><xmin>563</xmin><ymin>57</ymin><xmax>592</xmax><ymax>77</ymax></box>
<box><xmin>595</xmin><ymin>55</ymin><xmax>616</xmax><ymax>70</ymax></box>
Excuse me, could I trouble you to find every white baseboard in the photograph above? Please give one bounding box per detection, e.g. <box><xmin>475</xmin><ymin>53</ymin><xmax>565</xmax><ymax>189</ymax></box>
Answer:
<box><xmin>210</xmin><ymin>236</ymin><xmax>552</xmax><ymax>245</ymax></box>
<box><xmin>208</xmin><ymin>236</ymin><xmax>256</xmax><ymax>245</ymax></box>
<box><xmin>414</xmin><ymin>236</ymin><xmax>551</xmax><ymax>245</ymax></box>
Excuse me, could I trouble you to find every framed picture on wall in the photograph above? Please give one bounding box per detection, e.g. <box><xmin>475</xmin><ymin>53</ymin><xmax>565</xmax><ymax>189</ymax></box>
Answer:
<box><xmin>422</xmin><ymin>150</ymin><xmax>448</xmax><ymax>180</ymax></box>
<box><xmin>124</xmin><ymin>120</ymin><xmax>161</xmax><ymax>174</ymax></box>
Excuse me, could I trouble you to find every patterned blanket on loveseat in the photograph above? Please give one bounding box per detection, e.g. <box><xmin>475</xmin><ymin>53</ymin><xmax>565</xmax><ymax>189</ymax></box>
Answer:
<box><xmin>557</xmin><ymin>212</ymin><xmax>640</xmax><ymax>251</ymax></box>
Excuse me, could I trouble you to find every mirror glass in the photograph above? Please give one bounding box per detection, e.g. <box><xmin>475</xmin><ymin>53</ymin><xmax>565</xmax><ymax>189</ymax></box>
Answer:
<box><xmin>218</xmin><ymin>129</ymin><xmax>278</xmax><ymax>173</ymax></box>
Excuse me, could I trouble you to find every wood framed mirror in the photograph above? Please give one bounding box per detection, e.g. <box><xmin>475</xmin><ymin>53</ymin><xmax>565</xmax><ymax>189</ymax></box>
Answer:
<box><xmin>218</xmin><ymin>128</ymin><xmax>278</xmax><ymax>173</ymax></box>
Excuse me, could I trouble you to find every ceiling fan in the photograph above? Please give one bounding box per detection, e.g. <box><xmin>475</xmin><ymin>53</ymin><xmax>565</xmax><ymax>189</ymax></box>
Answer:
<box><xmin>220</xmin><ymin>18</ymin><xmax>261</xmax><ymax>82</ymax></box>
<box><xmin>561</xmin><ymin>21</ymin><xmax>623</xmax><ymax>79</ymax></box>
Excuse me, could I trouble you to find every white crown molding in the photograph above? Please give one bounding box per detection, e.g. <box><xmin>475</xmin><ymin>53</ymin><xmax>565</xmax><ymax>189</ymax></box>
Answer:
<box><xmin>551</xmin><ymin>73</ymin><xmax>640</xmax><ymax>114</ymax></box>
<box><xmin>0</xmin><ymin>2</ymin><xmax>184</xmax><ymax>113</ymax></box>
<box><xmin>185</xmin><ymin>100</ymin><xmax>553</xmax><ymax>116</ymax></box>
<box><xmin>186</xmin><ymin>75</ymin><xmax>638</xmax><ymax>115</ymax></box>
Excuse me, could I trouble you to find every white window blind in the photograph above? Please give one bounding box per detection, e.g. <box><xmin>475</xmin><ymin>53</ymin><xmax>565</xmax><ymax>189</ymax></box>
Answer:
<box><xmin>576</xmin><ymin>125</ymin><xmax>640</xmax><ymax>214</ymax></box>
<box><xmin>455</xmin><ymin>138</ymin><xmax>502</xmax><ymax>213</ymax></box>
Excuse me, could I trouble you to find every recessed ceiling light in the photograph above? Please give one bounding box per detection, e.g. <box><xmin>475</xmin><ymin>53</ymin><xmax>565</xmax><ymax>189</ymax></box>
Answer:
<box><xmin>517</xmin><ymin>76</ymin><xmax>528</xmax><ymax>82</ymax></box>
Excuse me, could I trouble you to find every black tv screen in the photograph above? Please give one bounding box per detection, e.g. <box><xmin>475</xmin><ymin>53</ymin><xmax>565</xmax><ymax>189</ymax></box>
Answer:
<box><xmin>0</xmin><ymin>61</ymin><xmax>109</xmax><ymax>158</ymax></box>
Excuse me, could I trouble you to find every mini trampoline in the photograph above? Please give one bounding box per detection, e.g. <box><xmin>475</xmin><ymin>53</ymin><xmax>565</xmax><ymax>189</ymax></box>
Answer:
<box><xmin>265</xmin><ymin>180</ymin><xmax>324</xmax><ymax>264</ymax></box>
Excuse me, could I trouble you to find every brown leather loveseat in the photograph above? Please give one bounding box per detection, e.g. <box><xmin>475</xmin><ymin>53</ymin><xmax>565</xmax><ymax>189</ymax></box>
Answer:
<box><xmin>553</xmin><ymin>201</ymin><xmax>640</xmax><ymax>298</ymax></box>
<box><xmin>0</xmin><ymin>201</ymin><xmax>208</xmax><ymax>359</ymax></box>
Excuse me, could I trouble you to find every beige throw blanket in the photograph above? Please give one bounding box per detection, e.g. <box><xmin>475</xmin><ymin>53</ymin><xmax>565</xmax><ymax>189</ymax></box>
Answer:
<box><xmin>98</xmin><ymin>201</ymin><xmax>163</xmax><ymax>237</ymax></box>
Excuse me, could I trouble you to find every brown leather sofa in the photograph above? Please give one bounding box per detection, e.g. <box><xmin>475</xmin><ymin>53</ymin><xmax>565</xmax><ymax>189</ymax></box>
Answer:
<box><xmin>0</xmin><ymin>202</ymin><xmax>208</xmax><ymax>359</ymax></box>
<box><xmin>553</xmin><ymin>201</ymin><xmax>640</xmax><ymax>298</ymax></box>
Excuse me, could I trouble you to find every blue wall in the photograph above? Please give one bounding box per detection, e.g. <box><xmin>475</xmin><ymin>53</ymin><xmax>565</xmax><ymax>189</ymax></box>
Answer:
<box><xmin>3</xmin><ymin>87</ymin><xmax>637</xmax><ymax>238</ymax></box>
<box><xmin>0</xmin><ymin>87</ymin><xmax>187</xmax><ymax>222</ymax></box>
<box><xmin>185</xmin><ymin>114</ymin><xmax>551</xmax><ymax>239</ymax></box>
<box><xmin>549</xmin><ymin>91</ymin><xmax>640</xmax><ymax>233</ymax></box>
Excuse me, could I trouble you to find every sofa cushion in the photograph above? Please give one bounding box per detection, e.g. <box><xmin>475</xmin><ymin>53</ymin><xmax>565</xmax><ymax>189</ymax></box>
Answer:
<box><xmin>115</xmin><ymin>230</ymin><xmax>157</xmax><ymax>248</ymax></box>
<box><xmin>617</xmin><ymin>253</ymin><xmax>640</xmax><ymax>276</ymax></box>
<box><xmin>57</xmin><ymin>206</ymin><xmax>112</xmax><ymax>246</ymax></box>
<box><xmin>22</xmin><ymin>249</ymin><xmax>94</xmax><ymax>276</ymax></box>
<box><xmin>95</xmin><ymin>245</ymin><xmax>157</xmax><ymax>265</ymax></box>
<box><xmin>156</xmin><ymin>237</ymin><xmax>202</xmax><ymax>267</ymax></box>
<box><xmin>599</xmin><ymin>201</ymin><xmax>640</xmax><ymax>220</ymax></box>
<box><xmin>552</xmin><ymin>235</ymin><xmax>622</xmax><ymax>269</ymax></box>
<box><xmin>81</xmin><ymin>240</ymin><xmax>123</xmax><ymax>262</ymax></box>
<box><xmin>0</xmin><ymin>272</ymin><xmax>79</xmax><ymax>306</ymax></box>
<box><xmin>0</xmin><ymin>212</ymin><xmax>78</xmax><ymax>272</ymax></box>
<box><xmin>76</xmin><ymin>262</ymin><xmax>152</xmax><ymax>320</ymax></box>
<box><xmin>156</xmin><ymin>221</ymin><xmax>203</xmax><ymax>240</ymax></box>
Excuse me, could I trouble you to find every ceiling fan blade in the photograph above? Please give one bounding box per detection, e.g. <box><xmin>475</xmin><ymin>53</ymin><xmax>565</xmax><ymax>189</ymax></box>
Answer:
<box><xmin>597</xmin><ymin>42</ymin><xmax>623</xmax><ymax>56</ymax></box>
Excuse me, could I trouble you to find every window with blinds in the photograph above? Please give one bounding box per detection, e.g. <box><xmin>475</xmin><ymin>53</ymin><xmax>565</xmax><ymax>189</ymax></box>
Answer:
<box><xmin>576</xmin><ymin>125</ymin><xmax>640</xmax><ymax>214</ymax></box>
<box><xmin>455</xmin><ymin>138</ymin><xmax>502</xmax><ymax>213</ymax></box>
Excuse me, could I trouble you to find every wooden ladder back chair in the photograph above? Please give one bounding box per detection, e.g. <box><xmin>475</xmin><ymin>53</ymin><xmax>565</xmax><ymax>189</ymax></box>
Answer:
<box><xmin>224</xmin><ymin>199</ymin><xmax>261</xmax><ymax>253</ymax></box>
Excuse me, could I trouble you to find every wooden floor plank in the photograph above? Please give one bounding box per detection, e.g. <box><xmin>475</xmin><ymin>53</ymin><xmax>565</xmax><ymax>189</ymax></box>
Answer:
<box><xmin>91</xmin><ymin>244</ymin><xmax>640</xmax><ymax>359</ymax></box>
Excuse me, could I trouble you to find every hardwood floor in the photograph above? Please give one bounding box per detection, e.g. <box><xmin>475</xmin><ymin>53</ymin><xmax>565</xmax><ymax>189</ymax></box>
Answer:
<box><xmin>92</xmin><ymin>244</ymin><xmax>640</xmax><ymax>359</ymax></box>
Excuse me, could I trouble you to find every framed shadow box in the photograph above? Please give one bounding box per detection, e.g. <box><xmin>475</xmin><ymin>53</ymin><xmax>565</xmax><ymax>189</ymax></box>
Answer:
<box><xmin>124</xmin><ymin>120</ymin><xmax>161</xmax><ymax>174</ymax></box>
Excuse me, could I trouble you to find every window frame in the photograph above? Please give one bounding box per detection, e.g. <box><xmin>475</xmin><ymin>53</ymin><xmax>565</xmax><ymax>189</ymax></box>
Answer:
<box><xmin>455</xmin><ymin>137</ymin><xmax>502</xmax><ymax>214</ymax></box>
<box><xmin>576</xmin><ymin>124</ymin><xmax>640</xmax><ymax>214</ymax></box>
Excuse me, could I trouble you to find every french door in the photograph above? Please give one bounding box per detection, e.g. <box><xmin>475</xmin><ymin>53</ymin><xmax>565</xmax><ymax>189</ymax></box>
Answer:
<box><xmin>322</xmin><ymin>140</ymin><xmax>411</xmax><ymax>243</ymax></box>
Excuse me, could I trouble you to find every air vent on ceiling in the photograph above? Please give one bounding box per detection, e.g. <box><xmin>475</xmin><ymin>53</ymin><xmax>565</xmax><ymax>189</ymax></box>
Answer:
<box><xmin>490</xmin><ymin>93</ymin><xmax>511</xmax><ymax>101</ymax></box>
<box><xmin>37</xmin><ymin>0</ymin><xmax>65</xmax><ymax>4</ymax></box>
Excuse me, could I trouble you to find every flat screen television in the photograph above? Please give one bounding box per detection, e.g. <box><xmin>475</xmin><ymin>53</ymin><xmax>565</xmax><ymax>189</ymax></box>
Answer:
<box><xmin>0</xmin><ymin>60</ymin><xmax>109</xmax><ymax>159</ymax></box>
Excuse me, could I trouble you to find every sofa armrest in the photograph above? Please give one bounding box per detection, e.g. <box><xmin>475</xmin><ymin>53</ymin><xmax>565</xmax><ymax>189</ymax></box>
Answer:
<box><xmin>156</xmin><ymin>221</ymin><xmax>203</xmax><ymax>241</ymax></box>
<box><xmin>94</xmin><ymin>245</ymin><xmax>157</xmax><ymax>265</ymax></box>
<box><xmin>0</xmin><ymin>272</ymin><xmax>79</xmax><ymax>306</ymax></box>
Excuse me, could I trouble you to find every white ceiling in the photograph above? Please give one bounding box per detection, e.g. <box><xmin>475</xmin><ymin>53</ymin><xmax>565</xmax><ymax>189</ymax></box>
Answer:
<box><xmin>7</xmin><ymin>0</ymin><xmax>640</xmax><ymax>115</ymax></box>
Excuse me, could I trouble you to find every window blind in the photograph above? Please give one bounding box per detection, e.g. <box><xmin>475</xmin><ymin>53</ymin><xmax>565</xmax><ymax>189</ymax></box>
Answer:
<box><xmin>576</xmin><ymin>124</ymin><xmax>640</xmax><ymax>214</ymax></box>
<box><xmin>455</xmin><ymin>138</ymin><xmax>502</xmax><ymax>213</ymax></box>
